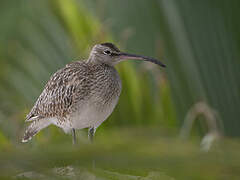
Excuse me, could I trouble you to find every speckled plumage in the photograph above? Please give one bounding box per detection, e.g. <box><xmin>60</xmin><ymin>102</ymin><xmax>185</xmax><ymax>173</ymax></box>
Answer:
<box><xmin>23</xmin><ymin>61</ymin><xmax>121</xmax><ymax>142</ymax></box>
<box><xmin>22</xmin><ymin>43</ymin><xmax>165</xmax><ymax>143</ymax></box>
<box><xmin>27</xmin><ymin>61</ymin><xmax>121</xmax><ymax>120</ymax></box>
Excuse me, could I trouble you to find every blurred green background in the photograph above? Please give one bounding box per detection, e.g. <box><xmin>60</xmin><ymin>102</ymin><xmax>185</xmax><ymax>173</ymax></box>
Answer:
<box><xmin>0</xmin><ymin>0</ymin><xmax>240</xmax><ymax>179</ymax></box>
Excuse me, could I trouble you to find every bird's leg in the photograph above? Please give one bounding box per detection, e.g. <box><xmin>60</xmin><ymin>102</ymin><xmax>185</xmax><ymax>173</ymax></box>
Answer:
<box><xmin>88</xmin><ymin>127</ymin><xmax>96</xmax><ymax>168</ymax></box>
<box><xmin>88</xmin><ymin>127</ymin><xmax>95</xmax><ymax>143</ymax></box>
<box><xmin>72</xmin><ymin>128</ymin><xmax>76</xmax><ymax>145</ymax></box>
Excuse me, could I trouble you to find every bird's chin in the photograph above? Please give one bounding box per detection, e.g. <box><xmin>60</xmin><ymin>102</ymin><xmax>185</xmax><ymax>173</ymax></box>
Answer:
<box><xmin>101</xmin><ymin>60</ymin><xmax>118</xmax><ymax>66</ymax></box>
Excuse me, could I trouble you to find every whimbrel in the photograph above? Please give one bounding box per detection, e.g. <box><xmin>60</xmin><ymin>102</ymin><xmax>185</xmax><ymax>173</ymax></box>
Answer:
<box><xmin>22</xmin><ymin>43</ymin><xmax>166</xmax><ymax>144</ymax></box>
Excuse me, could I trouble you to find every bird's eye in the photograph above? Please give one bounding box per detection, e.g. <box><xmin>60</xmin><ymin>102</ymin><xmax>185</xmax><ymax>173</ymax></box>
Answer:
<box><xmin>103</xmin><ymin>50</ymin><xmax>111</xmax><ymax>55</ymax></box>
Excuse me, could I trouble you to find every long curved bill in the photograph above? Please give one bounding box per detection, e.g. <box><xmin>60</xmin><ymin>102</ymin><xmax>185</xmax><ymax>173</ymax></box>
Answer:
<box><xmin>119</xmin><ymin>52</ymin><xmax>166</xmax><ymax>68</ymax></box>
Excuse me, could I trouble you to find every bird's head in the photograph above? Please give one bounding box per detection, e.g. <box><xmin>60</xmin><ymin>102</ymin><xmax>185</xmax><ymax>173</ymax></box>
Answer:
<box><xmin>88</xmin><ymin>42</ymin><xmax>166</xmax><ymax>67</ymax></box>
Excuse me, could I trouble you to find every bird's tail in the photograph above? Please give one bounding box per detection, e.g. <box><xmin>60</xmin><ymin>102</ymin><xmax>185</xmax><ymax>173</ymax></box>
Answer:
<box><xmin>22</xmin><ymin>118</ymin><xmax>51</xmax><ymax>143</ymax></box>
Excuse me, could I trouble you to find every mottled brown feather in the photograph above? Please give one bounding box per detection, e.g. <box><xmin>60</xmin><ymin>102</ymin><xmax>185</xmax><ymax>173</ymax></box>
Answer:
<box><xmin>26</xmin><ymin>60</ymin><xmax>121</xmax><ymax>121</ymax></box>
<box><xmin>23</xmin><ymin>43</ymin><xmax>125</xmax><ymax>142</ymax></box>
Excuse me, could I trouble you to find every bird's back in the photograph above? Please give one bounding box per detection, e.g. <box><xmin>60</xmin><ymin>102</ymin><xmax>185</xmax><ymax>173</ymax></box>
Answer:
<box><xmin>25</xmin><ymin>60</ymin><xmax>121</xmax><ymax>135</ymax></box>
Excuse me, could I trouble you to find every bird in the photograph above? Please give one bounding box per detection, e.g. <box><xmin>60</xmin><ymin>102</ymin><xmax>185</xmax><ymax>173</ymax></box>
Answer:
<box><xmin>22</xmin><ymin>42</ymin><xmax>166</xmax><ymax>144</ymax></box>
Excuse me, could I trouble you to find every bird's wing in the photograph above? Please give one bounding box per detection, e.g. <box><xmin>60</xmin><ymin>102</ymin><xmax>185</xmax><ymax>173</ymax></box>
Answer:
<box><xmin>26</xmin><ymin>61</ymin><xmax>94</xmax><ymax>121</ymax></box>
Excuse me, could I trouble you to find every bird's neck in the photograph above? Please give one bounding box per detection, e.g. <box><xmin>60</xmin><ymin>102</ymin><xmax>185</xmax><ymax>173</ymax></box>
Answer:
<box><xmin>86</xmin><ymin>55</ymin><xmax>115</xmax><ymax>67</ymax></box>
<box><xmin>86</xmin><ymin>56</ymin><xmax>99</xmax><ymax>64</ymax></box>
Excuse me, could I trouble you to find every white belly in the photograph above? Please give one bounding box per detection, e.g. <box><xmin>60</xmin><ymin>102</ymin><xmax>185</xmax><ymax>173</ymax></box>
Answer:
<box><xmin>72</xmin><ymin>99</ymin><xmax>119</xmax><ymax>129</ymax></box>
<box><xmin>53</xmin><ymin>95</ymin><xmax>119</xmax><ymax>133</ymax></box>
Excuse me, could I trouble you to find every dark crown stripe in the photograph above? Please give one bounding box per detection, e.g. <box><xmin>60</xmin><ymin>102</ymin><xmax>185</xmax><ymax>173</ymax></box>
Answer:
<box><xmin>100</xmin><ymin>42</ymin><xmax>120</xmax><ymax>52</ymax></box>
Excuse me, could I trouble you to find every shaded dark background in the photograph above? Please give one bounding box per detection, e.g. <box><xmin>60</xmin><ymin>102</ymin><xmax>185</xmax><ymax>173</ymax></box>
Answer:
<box><xmin>0</xmin><ymin>0</ymin><xmax>240</xmax><ymax>179</ymax></box>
